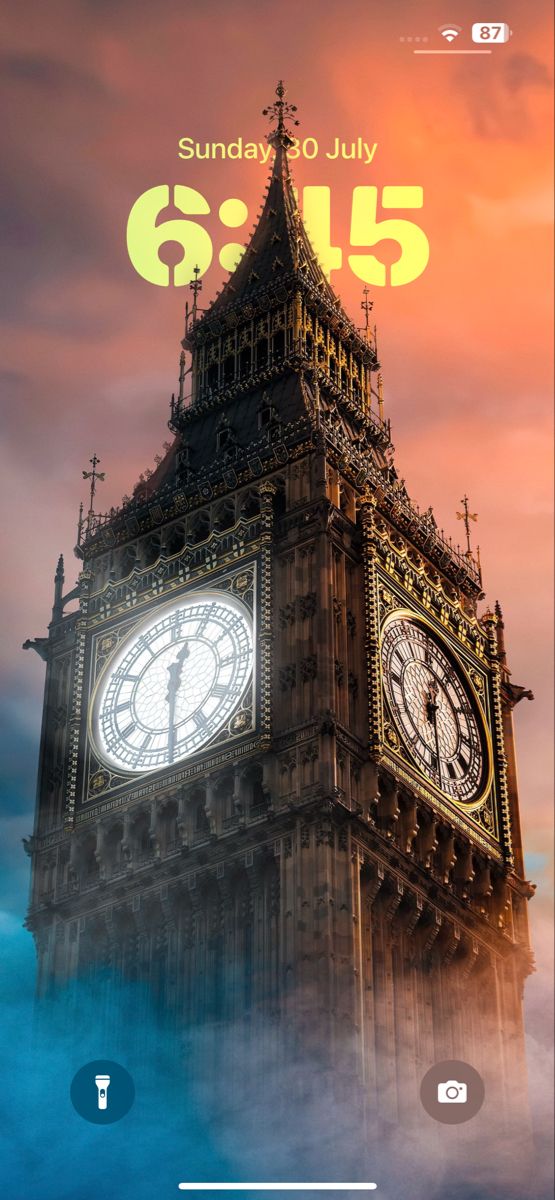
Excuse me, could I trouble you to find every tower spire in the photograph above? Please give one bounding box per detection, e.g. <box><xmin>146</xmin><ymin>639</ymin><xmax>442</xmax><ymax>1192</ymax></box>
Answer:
<box><xmin>186</xmin><ymin>84</ymin><xmax>353</xmax><ymax>338</ymax></box>
<box><xmin>52</xmin><ymin>554</ymin><xmax>65</xmax><ymax>621</ymax></box>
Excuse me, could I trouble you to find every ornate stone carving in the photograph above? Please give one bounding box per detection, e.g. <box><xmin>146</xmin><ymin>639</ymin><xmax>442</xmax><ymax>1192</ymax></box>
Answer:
<box><xmin>300</xmin><ymin>654</ymin><xmax>317</xmax><ymax>682</ymax></box>
<box><xmin>279</xmin><ymin>664</ymin><xmax>297</xmax><ymax>691</ymax></box>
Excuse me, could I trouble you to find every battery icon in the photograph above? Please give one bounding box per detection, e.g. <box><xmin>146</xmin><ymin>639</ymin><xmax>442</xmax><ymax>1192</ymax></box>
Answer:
<box><xmin>471</xmin><ymin>22</ymin><xmax>512</xmax><ymax>42</ymax></box>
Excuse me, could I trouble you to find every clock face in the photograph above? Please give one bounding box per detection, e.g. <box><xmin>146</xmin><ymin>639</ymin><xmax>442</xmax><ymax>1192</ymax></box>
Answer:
<box><xmin>381</xmin><ymin>616</ymin><xmax>488</xmax><ymax>806</ymax></box>
<box><xmin>92</xmin><ymin>592</ymin><xmax>253</xmax><ymax>774</ymax></box>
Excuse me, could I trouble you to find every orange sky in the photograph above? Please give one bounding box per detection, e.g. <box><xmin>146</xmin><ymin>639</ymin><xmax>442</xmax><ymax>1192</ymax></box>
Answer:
<box><xmin>0</xmin><ymin>0</ymin><xmax>552</xmax><ymax>1041</ymax></box>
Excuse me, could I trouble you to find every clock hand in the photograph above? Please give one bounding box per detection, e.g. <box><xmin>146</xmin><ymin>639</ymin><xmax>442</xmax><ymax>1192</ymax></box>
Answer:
<box><xmin>425</xmin><ymin>680</ymin><xmax>442</xmax><ymax>787</ymax></box>
<box><xmin>166</xmin><ymin>643</ymin><xmax>190</xmax><ymax>763</ymax></box>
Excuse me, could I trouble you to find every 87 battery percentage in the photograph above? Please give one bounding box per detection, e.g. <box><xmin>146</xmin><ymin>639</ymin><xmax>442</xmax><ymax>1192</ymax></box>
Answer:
<box><xmin>472</xmin><ymin>23</ymin><xmax>512</xmax><ymax>42</ymax></box>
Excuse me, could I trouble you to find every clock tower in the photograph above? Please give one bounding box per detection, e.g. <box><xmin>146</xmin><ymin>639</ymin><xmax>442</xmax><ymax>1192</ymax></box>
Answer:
<box><xmin>25</xmin><ymin>84</ymin><xmax>534</xmax><ymax>1144</ymax></box>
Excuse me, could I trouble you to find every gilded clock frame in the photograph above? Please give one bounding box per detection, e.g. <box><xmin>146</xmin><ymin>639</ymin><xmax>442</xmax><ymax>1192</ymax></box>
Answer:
<box><xmin>374</xmin><ymin>568</ymin><xmax>501</xmax><ymax>851</ymax></box>
<box><xmin>75</xmin><ymin>558</ymin><xmax>263</xmax><ymax>818</ymax></box>
<box><xmin>379</xmin><ymin>606</ymin><xmax>494</xmax><ymax>814</ymax></box>
<box><xmin>88</xmin><ymin>586</ymin><xmax>256</xmax><ymax>780</ymax></box>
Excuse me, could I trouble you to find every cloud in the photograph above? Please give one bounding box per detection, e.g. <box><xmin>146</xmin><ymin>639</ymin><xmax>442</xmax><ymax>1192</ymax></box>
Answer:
<box><xmin>0</xmin><ymin>972</ymin><xmax>552</xmax><ymax>1200</ymax></box>
<box><xmin>503</xmin><ymin>53</ymin><xmax>553</xmax><ymax>94</ymax></box>
<box><xmin>0</xmin><ymin>52</ymin><xmax>110</xmax><ymax>98</ymax></box>
<box><xmin>469</xmin><ymin>184</ymin><xmax>554</xmax><ymax>233</ymax></box>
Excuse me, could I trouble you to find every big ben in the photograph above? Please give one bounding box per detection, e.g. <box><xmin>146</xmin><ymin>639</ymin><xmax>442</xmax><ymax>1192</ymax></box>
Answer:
<box><xmin>24</xmin><ymin>84</ymin><xmax>534</xmax><ymax>1154</ymax></box>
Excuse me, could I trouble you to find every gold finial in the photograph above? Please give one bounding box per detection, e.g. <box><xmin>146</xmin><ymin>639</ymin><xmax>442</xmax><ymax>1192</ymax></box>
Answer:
<box><xmin>263</xmin><ymin>80</ymin><xmax>299</xmax><ymax>150</ymax></box>
<box><xmin>190</xmin><ymin>264</ymin><xmax>202</xmax><ymax>324</ymax></box>
<box><xmin>178</xmin><ymin>350</ymin><xmax>187</xmax><ymax>404</ymax></box>
<box><xmin>82</xmin><ymin>454</ymin><xmax>106</xmax><ymax>526</ymax></box>
<box><xmin>377</xmin><ymin>372</ymin><xmax>384</xmax><ymax>423</ymax></box>
<box><xmin>456</xmin><ymin>494</ymin><xmax>478</xmax><ymax>557</ymax></box>
<box><xmin>76</xmin><ymin>500</ymin><xmax>84</xmax><ymax>547</ymax></box>
<box><xmin>360</xmin><ymin>287</ymin><xmax>374</xmax><ymax>342</ymax></box>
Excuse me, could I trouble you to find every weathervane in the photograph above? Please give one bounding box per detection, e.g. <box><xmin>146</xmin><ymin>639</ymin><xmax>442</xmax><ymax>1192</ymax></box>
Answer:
<box><xmin>456</xmin><ymin>494</ymin><xmax>478</xmax><ymax>557</ymax></box>
<box><xmin>263</xmin><ymin>80</ymin><xmax>299</xmax><ymax>149</ymax></box>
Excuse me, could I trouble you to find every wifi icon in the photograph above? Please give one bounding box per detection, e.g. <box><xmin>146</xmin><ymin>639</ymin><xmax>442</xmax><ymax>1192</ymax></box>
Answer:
<box><xmin>438</xmin><ymin>24</ymin><xmax>462</xmax><ymax>42</ymax></box>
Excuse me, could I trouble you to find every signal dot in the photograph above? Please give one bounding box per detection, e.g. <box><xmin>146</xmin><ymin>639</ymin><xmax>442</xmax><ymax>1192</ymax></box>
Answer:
<box><xmin>219</xmin><ymin>199</ymin><xmax>248</xmax><ymax>228</ymax></box>
<box><xmin>219</xmin><ymin>243</ymin><xmax>246</xmax><ymax>271</ymax></box>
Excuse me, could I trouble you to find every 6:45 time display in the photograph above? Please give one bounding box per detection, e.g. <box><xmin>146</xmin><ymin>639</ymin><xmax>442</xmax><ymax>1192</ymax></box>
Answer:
<box><xmin>126</xmin><ymin>184</ymin><xmax>430</xmax><ymax>289</ymax></box>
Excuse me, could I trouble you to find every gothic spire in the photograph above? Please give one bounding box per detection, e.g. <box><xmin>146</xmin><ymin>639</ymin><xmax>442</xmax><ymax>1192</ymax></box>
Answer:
<box><xmin>52</xmin><ymin>554</ymin><xmax>65</xmax><ymax>621</ymax></box>
<box><xmin>186</xmin><ymin>82</ymin><xmax>369</xmax><ymax>350</ymax></box>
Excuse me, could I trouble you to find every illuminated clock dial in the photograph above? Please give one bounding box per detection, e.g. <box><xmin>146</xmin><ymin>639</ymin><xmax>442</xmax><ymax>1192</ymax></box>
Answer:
<box><xmin>381</xmin><ymin>616</ymin><xmax>487</xmax><ymax>805</ymax></box>
<box><xmin>93</xmin><ymin>593</ymin><xmax>253</xmax><ymax>774</ymax></box>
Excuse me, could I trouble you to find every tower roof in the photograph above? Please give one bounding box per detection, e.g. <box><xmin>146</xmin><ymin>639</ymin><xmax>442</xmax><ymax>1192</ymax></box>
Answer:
<box><xmin>186</xmin><ymin>83</ymin><xmax>372</xmax><ymax>361</ymax></box>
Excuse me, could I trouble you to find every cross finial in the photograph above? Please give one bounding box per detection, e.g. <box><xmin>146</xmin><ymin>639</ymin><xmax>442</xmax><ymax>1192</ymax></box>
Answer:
<box><xmin>82</xmin><ymin>453</ymin><xmax>106</xmax><ymax>531</ymax></box>
<box><xmin>263</xmin><ymin>80</ymin><xmax>299</xmax><ymax>150</ymax></box>
<box><xmin>456</xmin><ymin>493</ymin><xmax>478</xmax><ymax>557</ymax></box>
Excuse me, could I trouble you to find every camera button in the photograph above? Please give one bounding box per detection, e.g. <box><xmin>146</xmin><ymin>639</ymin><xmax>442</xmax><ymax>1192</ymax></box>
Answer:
<box><xmin>420</xmin><ymin>1060</ymin><xmax>485</xmax><ymax>1124</ymax></box>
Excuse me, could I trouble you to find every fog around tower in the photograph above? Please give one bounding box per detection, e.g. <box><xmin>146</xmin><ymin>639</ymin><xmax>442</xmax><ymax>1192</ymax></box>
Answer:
<box><xmin>1</xmin><ymin>947</ymin><xmax>552</xmax><ymax>1200</ymax></box>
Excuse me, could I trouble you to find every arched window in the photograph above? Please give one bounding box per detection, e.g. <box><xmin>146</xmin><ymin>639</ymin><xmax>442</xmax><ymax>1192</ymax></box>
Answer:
<box><xmin>191</xmin><ymin>788</ymin><xmax>209</xmax><ymax>834</ymax></box>
<box><xmin>239</xmin><ymin>345</ymin><xmax>252</xmax><ymax>376</ymax></box>
<box><xmin>190</xmin><ymin>511</ymin><xmax>210</xmax><ymax>544</ymax></box>
<box><xmin>166</xmin><ymin>523</ymin><xmax>186</xmax><ymax>556</ymax></box>
<box><xmin>240</xmin><ymin>491</ymin><xmax>260</xmax><ymax>519</ymax></box>
<box><xmin>256</xmin><ymin>338</ymin><xmax>268</xmax><ymax>369</ymax></box>
<box><xmin>132</xmin><ymin>812</ymin><xmax>151</xmax><ymax>858</ymax></box>
<box><xmin>143</xmin><ymin>534</ymin><xmax>161</xmax><ymax>568</ymax></box>
<box><xmin>81</xmin><ymin>834</ymin><xmax>99</xmax><ymax>884</ymax></box>
<box><xmin>214</xmin><ymin>500</ymin><xmax>235</xmax><ymax>532</ymax></box>
<box><xmin>215</xmin><ymin>775</ymin><xmax>235</xmax><ymax>822</ymax></box>
<box><xmin>159</xmin><ymin>801</ymin><xmax>178</xmax><ymax>855</ymax></box>
<box><xmin>104</xmin><ymin>823</ymin><xmax>124</xmax><ymax>874</ymax></box>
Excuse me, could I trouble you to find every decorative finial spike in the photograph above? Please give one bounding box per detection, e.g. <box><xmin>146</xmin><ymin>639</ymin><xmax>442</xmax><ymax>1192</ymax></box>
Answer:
<box><xmin>81</xmin><ymin>454</ymin><xmax>106</xmax><ymax>537</ymax></box>
<box><xmin>263</xmin><ymin>80</ymin><xmax>300</xmax><ymax>150</ymax></box>
<box><xmin>53</xmin><ymin>554</ymin><xmax>65</xmax><ymax>619</ymax></box>
<box><xmin>76</xmin><ymin>500</ymin><xmax>84</xmax><ymax>547</ymax></box>
<box><xmin>456</xmin><ymin>493</ymin><xmax>478</xmax><ymax>558</ymax></box>
<box><xmin>190</xmin><ymin>264</ymin><xmax>202</xmax><ymax>325</ymax></box>
<box><xmin>377</xmin><ymin>372</ymin><xmax>384</xmax><ymax>424</ymax></box>
<box><xmin>359</xmin><ymin>287</ymin><xmax>374</xmax><ymax>343</ymax></box>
